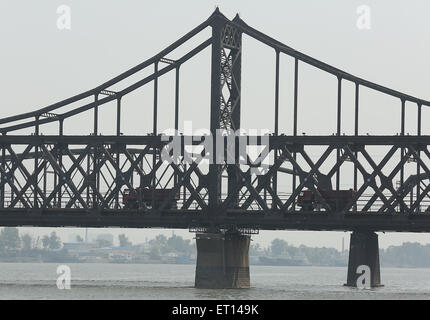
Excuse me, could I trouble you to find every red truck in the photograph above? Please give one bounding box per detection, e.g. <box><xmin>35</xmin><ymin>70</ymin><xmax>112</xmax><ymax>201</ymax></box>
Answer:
<box><xmin>297</xmin><ymin>189</ymin><xmax>355</xmax><ymax>211</ymax></box>
<box><xmin>123</xmin><ymin>188</ymin><xmax>179</xmax><ymax>209</ymax></box>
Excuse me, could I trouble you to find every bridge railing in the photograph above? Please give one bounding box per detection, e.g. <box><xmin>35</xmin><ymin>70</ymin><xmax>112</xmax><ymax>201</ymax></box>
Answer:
<box><xmin>3</xmin><ymin>189</ymin><xmax>429</xmax><ymax>215</ymax></box>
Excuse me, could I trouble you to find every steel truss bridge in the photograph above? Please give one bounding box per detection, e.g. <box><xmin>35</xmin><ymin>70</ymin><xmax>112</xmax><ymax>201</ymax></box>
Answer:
<box><xmin>1</xmin><ymin>9</ymin><xmax>430</xmax><ymax>233</ymax></box>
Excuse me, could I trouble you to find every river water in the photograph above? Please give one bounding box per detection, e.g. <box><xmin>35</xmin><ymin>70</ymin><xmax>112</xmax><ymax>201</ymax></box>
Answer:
<box><xmin>0</xmin><ymin>263</ymin><xmax>430</xmax><ymax>300</ymax></box>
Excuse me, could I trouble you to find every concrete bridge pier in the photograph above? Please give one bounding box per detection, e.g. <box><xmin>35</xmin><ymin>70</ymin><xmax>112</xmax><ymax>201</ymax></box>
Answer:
<box><xmin>345</xmin><ymin>230</ymin><xmax>382</xmax><ymax>287</ymax></box>
<box><xmin>194</xmin><ymin>232</ymin><xmax>250</xmax><ymax>289</ymax></box>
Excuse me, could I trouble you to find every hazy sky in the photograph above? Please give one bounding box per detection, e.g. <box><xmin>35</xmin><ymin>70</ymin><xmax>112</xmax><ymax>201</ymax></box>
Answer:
<box><xmin>1</xmin><ymin>1</ymin><xmax>430</xmax><ymax>249</ymax></box>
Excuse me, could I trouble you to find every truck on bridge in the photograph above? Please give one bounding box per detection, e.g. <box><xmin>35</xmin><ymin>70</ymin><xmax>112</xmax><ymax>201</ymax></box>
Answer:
<box><xmin>282</xmin><ymin>168</ymin><xmax>356</xmax><ymax>211</ymax></box>
<box><xmin>296</xmin><ymin>172</ymin><xmax>430</xmax><ymax>212</ymax></box>
<box><xmin>122</xmin><ymin>188</ymin><xmax>179</xmax><ymax>209</ymax></box>
<box><xmin>395</xmin><ymin>172</ymin><xmax>430</xmax><ymax>213</ymax></box>
<box><xmin>297</xmin><ymin>189</ymin><xmax>356</xmax><ymax>211</ymax></box>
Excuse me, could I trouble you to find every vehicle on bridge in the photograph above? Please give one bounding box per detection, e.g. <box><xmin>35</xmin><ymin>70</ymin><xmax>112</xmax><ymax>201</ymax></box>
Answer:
<box><xmin>122</xmin><ymin>188</ymin><xmax>179</xmax><ymax>209</ymax></box>
<box><xmin>395</xmin><ymin>172</ymin><xmax>430</xmax><ymax>213</ymax></box>
<box><xmin>281</xmin><ymin>168</ymin><xmax>355</xmax><ymax>212</ymax></box>
<box><xmin>297</xmin><ymin>189</ymin><xmax>356</xmax><ymax>211</ymax></box>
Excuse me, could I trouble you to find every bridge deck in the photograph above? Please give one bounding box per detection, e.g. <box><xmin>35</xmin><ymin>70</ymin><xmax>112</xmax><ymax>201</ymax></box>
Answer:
<box><xmin>2</xmin><ymin>209</ymin><xmax>430</xmax><ymax>232</ymax></box>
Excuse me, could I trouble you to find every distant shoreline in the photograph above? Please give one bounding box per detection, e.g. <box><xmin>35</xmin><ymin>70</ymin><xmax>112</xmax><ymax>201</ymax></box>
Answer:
<box><xmin>0</xmin><ymin>260</ymin><xmax>422</xmax><ymax>268</ymax></box>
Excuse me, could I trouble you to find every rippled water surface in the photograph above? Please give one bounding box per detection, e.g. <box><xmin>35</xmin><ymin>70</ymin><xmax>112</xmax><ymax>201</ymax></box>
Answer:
<box><xmin>1</xmin><ymin>263</ymin><xmax>430</xmax><ymax>299</ymax></box>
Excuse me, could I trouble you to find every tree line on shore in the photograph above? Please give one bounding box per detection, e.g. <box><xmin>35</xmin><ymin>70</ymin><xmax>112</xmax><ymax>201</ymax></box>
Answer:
<box><xmin>1</xmin><ymin>227</ymin><xmax>430</xmax><ymax>267</ymax></box>
<box><xmin>0</xmin><ymin>227</ymin><xmax>62</xmax><ymax>252</ymax></box>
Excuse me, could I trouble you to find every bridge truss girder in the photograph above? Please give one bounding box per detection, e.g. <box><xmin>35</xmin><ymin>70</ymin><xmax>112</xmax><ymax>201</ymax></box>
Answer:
<box><xmin>0</xmin><ymin>135</ymin><xmax>430</xmax><ymax>214</ymax></box>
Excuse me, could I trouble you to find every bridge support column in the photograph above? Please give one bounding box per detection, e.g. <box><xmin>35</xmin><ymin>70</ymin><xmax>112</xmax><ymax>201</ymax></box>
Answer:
<box><xmin>345</xmin><ymin>231</ymin><xmax>382</xmax><ymax>287</ymax></box>
<box><xmin>195</xmin><ymin>233</ymin><xmax>250</xmax><ymax>289</ymax></box>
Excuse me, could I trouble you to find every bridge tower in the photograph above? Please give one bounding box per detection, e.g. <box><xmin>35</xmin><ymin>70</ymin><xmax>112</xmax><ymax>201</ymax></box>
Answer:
<box><xmin>194</xmin><ymin>10</ymin><xmax>251</xmax><ymax>289</ymax></box>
